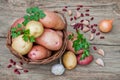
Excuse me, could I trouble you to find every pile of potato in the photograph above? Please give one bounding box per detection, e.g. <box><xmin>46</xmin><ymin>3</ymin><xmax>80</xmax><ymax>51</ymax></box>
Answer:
<box><xmin>11</xmin><ymin>10</ymin><xmax>65</xmax><ymax>60</ymax></box>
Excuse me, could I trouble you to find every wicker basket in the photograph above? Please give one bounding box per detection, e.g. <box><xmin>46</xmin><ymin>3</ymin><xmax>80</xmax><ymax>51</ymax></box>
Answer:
<box><xmin>6</xmin><ymin>11</ymin><xmax>67</xmax><ymax>64</ymax></box>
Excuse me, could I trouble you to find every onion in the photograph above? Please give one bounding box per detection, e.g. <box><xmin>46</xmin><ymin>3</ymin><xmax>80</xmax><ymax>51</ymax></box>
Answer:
<box><xmin>98</xmin><ymin>19</ymin><xmax>113</xmax><ymax>33</ymax></box>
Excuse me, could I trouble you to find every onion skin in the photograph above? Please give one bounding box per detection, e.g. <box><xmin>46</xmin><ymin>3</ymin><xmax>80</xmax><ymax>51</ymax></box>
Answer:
<box><xmin>39</xmin><ymin>10</ymin><xmax>65</xmax><ymax>30</ymax></box>
<box><xmin>98</xmin><ymin>19</ymin><xmax>113</xmax><ymax>33</ymax></box>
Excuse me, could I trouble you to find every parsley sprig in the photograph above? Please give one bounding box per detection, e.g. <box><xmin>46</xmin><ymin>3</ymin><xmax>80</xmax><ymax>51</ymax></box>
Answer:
<box><xmin>68</xmin><ymin>33</ymin><xmax>74</xmax><ymax>40</ymax></box>
<box><xmin>22</xmin><ymin>7</ymin><xmax>46</xmax><ymax>26</ymax></box>
<box><xmin>11</xmin><ymin>7</ymin><xmax>46</xmax><ymax>42</ymax></box>
<box><xmin>22</xmin><ymin>29</ymin><xmax>35</xmax><ymax>42</ymax></box>
<box><xmin>68</xmin><ymin>30</ymin><xmax>90</xmax><ymax>60</ymax></box>
<box><xmin>11</xmin><ymin>24</ymin><xmax>35</xmax><ymax>42</ymax></box>
<box><xmin>11</xmin><ymin>24</ymin><xmax>22</xmax><ymax>38</ymax></box>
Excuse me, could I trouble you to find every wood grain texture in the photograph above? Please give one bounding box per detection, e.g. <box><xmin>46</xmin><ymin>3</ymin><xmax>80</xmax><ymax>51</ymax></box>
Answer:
<box><xmin>1</xmin><ymin>38</ymin><xmax>120</xmax><ymax>80</ymax></box>
<box><xmin>0</xmin><ymin>0</ymin><xmax>120</xmax><ymax>80</ymax></box>
<box><xmin>0</xmin><ymin>0</ymin><xmax>120</xmax><ymax>45</ymax></box>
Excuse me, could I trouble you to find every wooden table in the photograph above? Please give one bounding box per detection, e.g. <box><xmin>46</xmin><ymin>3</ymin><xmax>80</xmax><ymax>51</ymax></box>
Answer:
<box><xmin>0</xmin><ymin>0</ymin><xmax>120</xmax><ymax>80</ymax></box>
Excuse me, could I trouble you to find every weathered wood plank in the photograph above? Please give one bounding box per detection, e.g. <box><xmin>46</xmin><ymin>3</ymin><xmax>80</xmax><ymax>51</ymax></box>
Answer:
<box><xmin>0</xmin><ymin>38</ymin><xmax>120</xmax><ymax>80</ymax></box>
<box><xmin>0</xmin><ymin>1</ymin><xmax>120</xmax><ymax>45</ymax></box>
<box><xmin>1</xmin><ymin>0</ymin><xmax>120</xmax><ymax>80</ymax></box>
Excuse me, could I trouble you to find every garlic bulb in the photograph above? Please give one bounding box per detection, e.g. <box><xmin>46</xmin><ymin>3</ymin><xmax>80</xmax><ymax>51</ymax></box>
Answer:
<box><xmin>51</xmin><ymin>64</ymin><xmax>65</xmax><ymax>75</ymax></box>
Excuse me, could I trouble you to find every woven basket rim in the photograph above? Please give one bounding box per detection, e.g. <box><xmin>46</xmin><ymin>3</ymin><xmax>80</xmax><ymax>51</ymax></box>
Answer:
<box><xmin>6</xmin><ymin>11</ymin><xmax>68</xmax><ymax>64</ymax></box>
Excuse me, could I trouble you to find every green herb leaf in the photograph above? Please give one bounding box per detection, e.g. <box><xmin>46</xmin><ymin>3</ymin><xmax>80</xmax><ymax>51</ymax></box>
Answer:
<box><xmin>11</xmin><ymin>32</ymin><xmax>18</xmax><ymax>38</ymax></box>
<box><xmin>22</xmin><ymin>29</ymin><xmax>35</xmax><ymax>42</ymax></box>
<box><xmin>84</xmin><ymin>43</ymin><xmax>89</xmax><ymax>49</ymax></box>
<box><xmin>33</xmin><ymin>15</ymin><xmax>39</xmax><ymax>21</ymax></box>
<box><xmin>77</xmin><ymin>33</ymin><xmax>83</xmax><ymax>39</ymax></box>
<box><xmin>74</xmin><ymin>44</ymin><xmax>82</xmax><ymax>52</ymax></box>
<box><xmin>17</xmin><ymin>31</ymin><xmax>21</xmax><ymax>35</ymax></box>
<box><xmin>26</xmin><ymin>8</ymin><xmax>32</xmax><ymax>14</ymax></box>
<box><xmin>72</xmin><ymin>30</ymin><xmax>90</xmax><ymax>60</ymax></box>
<box><xmin>39</xmin><ymin>11</ymin><xmax>46</xmax><ymax>19</ymax></box>
<box><xmin>23</xmin><ymin>7</ymin><xmax>46</xmax><ymax>26</ymax></box>
<box><xmin>80</xmin><ymin>53</ymin><xmax>86</xmax><ymax>60</ymax></box>
<box><xmin>22</xmin><ymin>34</ymin><xmax>29</xmax><ymax>42</ymax></box>
<box><xmin>84</xmin><ymin>50</ymin><xmax>90</xmax><ymax>57</ymax></box>
<box><xmin>11</xmin><ymin>28</ymin><xmax>17</xmax><ymax>32</ymax></box>
<box><xmin>24</xmin><ymin>15</ymin><xmax>29</xmax><ymax>19</ymax></box>
<box><xmin>23</xmin><ymin>29</ymin><xmax>30</xmax><ymax>35</ymax></box>
<box><xmin>68</xmin><ymin>33</ymin><xmax>74</xmax><ymax>40</ymax></box>
<box><xmin>73</xmin><ymin>39</ymin><xmax>79</xmax><ymax>47</ymax></box>
<box><xmin>29</xmin><ymin>36</ymin><xmax>35</xmax><ymax>42</ymax></box>
<box><xmin>29</xmin><ymin>15</ymin><xmax>34</xmax><ymax>20</ymax></box>
<box><xmin>17</xmin><ymin>24</ymin><xmax>22</xmax><ymax>28</ymax></box>
<box><xmin>22</xmin><ymin>18</ymin><xmax>30</xmax><ymax>26</ymax></box>
<box><xmin>11</xmin><ymin>27</ymin><xmax>21</xmax><ymax>38</ymax></box>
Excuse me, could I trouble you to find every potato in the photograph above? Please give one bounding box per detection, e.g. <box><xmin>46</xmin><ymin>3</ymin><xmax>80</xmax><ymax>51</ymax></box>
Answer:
<box><xmin>63</xmin><ymin>51</ymin><xmax>77</xmax><ymax>70</ymax></box>
<box><xmin>39</xmin><ymin>10</ymin><xmax>65</xmax><ymax>30</ymax></box>
<box><xmin>67</xmin><ymin>38</ymin><xmax>76</xmax><ymax>52</ymax></box>
<box><xmin>28</xmin><ymin>45</ymin><xmax>51</xmax><ymax>60</ymax></box>
<box><xmin>56</xmin><ymin>30</ymin><xmax>63</xmax><ymax>38</ymax></box>
<box><xmin>67</xmin><ymin>31</ymin><xmax>76</xmax><ymax>53</ymax></box>
<box><xmin>36</xmin><ymin>29</ymin><xmax>63</xmax><ymax>51</ymax></box>
<box><xmin>25</xmin><ymin>21</ymin><xmax>44</xmax><ymax>38</ymax></box>
<box><xmin>12</xmin><ymin>35</ymin><xmax>33</xmax><ymax>55</ymax></box>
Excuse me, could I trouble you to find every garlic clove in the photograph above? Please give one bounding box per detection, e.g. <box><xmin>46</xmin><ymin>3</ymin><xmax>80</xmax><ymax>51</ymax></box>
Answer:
<box><xmin>67</xmin><ymin>10</ymin><xmax>72</xmax><ymax>16</ymax></box>
<box><xmin>15</xmin><ymin>64</ymin><xmax>23</xmax><ymax>70</ymax></box>
<box><xmin>95</xmin><ymin>58</ymin><xmax>104</xmax><ymax>67</ymax></box>
<box><xmin>83</xmin><ymin>27</ymin><xmax>90</xmax><ymax>33</ymax></box>
<box><xmin>75</xmin><ymin>11</ymin><xmax>80</xmax><ymax>19</ymax></box>
<box><xmin>97</xmin><ymin>49</ymin><xmax>104</xmax><ymax>56</ymax></box>
<box><xmin>89</xmin><ymin>33</ymin><xmax>94</xmax><ymax>41</ymax></box>
<box><xmin>82</xmin><ymin>20</ymin><xmax>90</xmax><ymax>26</ymax></box>
<box><xmin>70</xmin><ymin>22</ymin><xmax>76</xmax><ymax>26</ymax></box>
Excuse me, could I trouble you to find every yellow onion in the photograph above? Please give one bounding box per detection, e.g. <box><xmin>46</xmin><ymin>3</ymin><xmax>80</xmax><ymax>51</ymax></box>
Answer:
<box><xmin>98</xmin><ymin>19</ymin><xmax>113</xmax><ymax>33</ymax></box>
